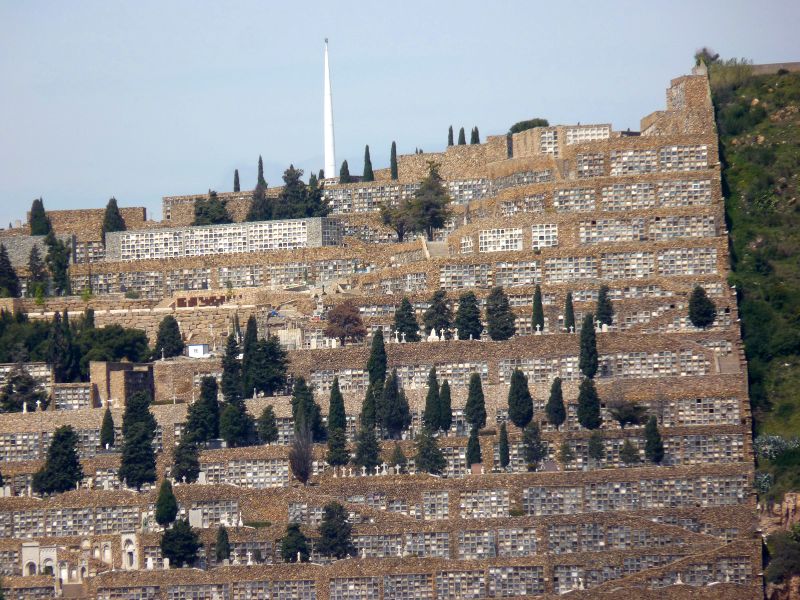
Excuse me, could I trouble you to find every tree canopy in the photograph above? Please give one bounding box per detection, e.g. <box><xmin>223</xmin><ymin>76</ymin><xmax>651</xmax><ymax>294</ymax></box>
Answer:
<box><xmin>455</xmin><ymin>291</ymin><xmax>482</xmax><ymax>340</ymax></box>
<box><xmin>154</xmin><ymin>315</ymin><xmax>184</xmax><ymax>359</ymax></box>
<box><xmin>0</xmin><ymin>245</ymin><xmax>20</xmax><ymax>298</ymax></box>
<box><xmin>509</xmin><ymin>118</ymin><xmax>549</xmax><ymax>134</ymax></box>
<box><xmin>507</xmin><ymin>369</ymin><xmax>533</xmax><ymax>429</ymax></box>
<box><xmin>688</xmin><ymin>285</ymin><xmax>717</xmax><ymax>328</ymax></box>
<box><xmin>160</xmin><ymin>519</ymin><xmax>200</xmax><ymax>568</ymax></box>
<box><xmin>486</xmin><ymin>287</ymin><xmax>516</xmax><ymax>340</ymax></box>
<box><xmin>29</xmin><ymin>198</ymin><xmax>51</xmax><ymax>235</ymax></box>
<box><xmin>101</xmin><ymin>197</ymin><xmax>126</xmax><ymax>242</ymax></box>
<box><xmin>32</xmin><ymin>425</ymin><xmax>83</xmax><ymax>494</ymax></box>
<box><xmin>362</xmin><ymin>145</ymin><xmax>375</xmax><ymax>182</ymax></box>
<box><xmin>393</xmin><ymin>297</ymin><xmax>420</xmax><ymax>341</ymax></box>
<box><xmin>193</xmin><ymin>191</ymin><xmax>231</xmax><ymax>225</ymax></box>
<box><xmin>423</xmin><ymin>290</ymin><xmax>452</xmax><ymax>338</ymax></box>
<box><xmin>325</xmin><ymin>300</ymin><xmax>366</xmax><ymax>345</ymax></box>
<box><xmin>317</xmin><ymin>502</ymin><xmax>356</xmax><ymax>558</ymax></box>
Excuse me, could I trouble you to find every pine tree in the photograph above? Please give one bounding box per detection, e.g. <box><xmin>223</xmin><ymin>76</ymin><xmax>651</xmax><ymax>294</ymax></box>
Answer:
<box><xmin>588</xmin><ymin>430</ymin><xmax>605</xmax><ymax>464</ymax></box>
<box><xmin>185</xmin><ymin>376</ymin><xmax>220</xmax><ymax>443</ymax></box>
<box><xmin>362</xmin><ymin>145</ymin><xmax>375</xmax><ymax>182</ymax></box>
<box><xmin>498</xmin><ymin>422</ymin><xmax>510</xmax><ymax>469</ymax></box>
<box><xmin>155</xmin><ymin>315</ymin><xmax>184</xmax><ymax>359</ymax></box>
<box><xmin>470</xmin><ymin>126</ymin><xmax>480</xmax><ymax>144</ymax></box>
<box><xmin>579</xmin><ymin>313</ymin><xmax>598</xmax><ymax>378</ymax></box>
<box><xmin>27</xmin><ymin>245</ymin><xmax>48</xmax><ymax>298</ymax></box>
<box><xmin>390</xmin><ymin>444</ymin><xmax>407</xmax><ymax>471</ymax></box>
<box><xmin>327</xmin><ymin>377</ymin><xmax>346</xmax><ymax>432</ymax></box>
<box><xmin>101</xmin><ymin>197</ymin><xmax>126</xmax><ymax>243</ymax></box>
<box><xmin>688</xmin><ymin>285</ymin><xmax>716</xmax><ymax>328</ymax></box>
<box><xmin>564</xmin><ymin>292</ymin><xmax>575</xmax><ymax>332</ymax></box>
<box><xmin>558</xmin><ymin>440</ymin><xmax>575</xmax><ymax>467</ymax></box>
<box><xmin>352</xmin><ymin>425</ymin><xmax>380</xmax><ymax>472</ymax></box>
<box><xmin>193</xmin><ymin>191</ymin><xmax>231</xmax><ymax>225</ymax></box>
<box><xmin>326</xmin><ymin>427</ymin><xmax>349</xmax><ymax>466</ymax></box>
<box><xmin>155</xmin><ymin>479</ymin><xmax>178</xmax><ymax>527</ymax></box>
<box><xmin>455</xmin><ymin>291</ymin><xmax>482</xmax><ymax>339</ymax></box>
<box><xmin>257</xmin><ymin>155</ymin><xmax>266</xmax><ymax>187</ymax></box>
<box><xmin>172</xmin><ymin>435</ymin><xmax>200</xmax><ymax>483</ymax></box>
<box><xmin>390</xmin><ymin>141</ymin><xmax>398</xmax><ymax>180</ymax></box>
<box><xmin>219</xmin><ymin>402</ymin><xmax>256</xmax><ymax>447</ymax></box>
<box><xmin>423</xmin><ymin>290</ymin><xmax>452</xmax><ymax>338</ymax></box>
<box><xmin>620</xmin><ymin>439</ymin><xmax>640</xmax><ymax>465</ymax></box>
<box><xmin>531</xmin><ymin>285</ymin><xmax>544</xmax><ymax>332</ymax></box>
<box><xmin>339</xmin><ymin>160</ymin><xmax>352</xmax><ymax>184</ymax></box>
<box><xmin>393</xmin><ymin>297</ymin><xmax>420</xmax><ymax>342</ymax></box>
<box><xmin>577</xmin><ymin>378</ymin><xmax>601</xmax><ymax>430</ymax></box>
<box><xmin>408</xmin><ymin>163</ymin><xmax>452</xmax><ymax>241</ymax></box>
<box><xmin>290</xmin><ymin>377</ymin><xmax>325</xmax><ymax>442</ymax></box>
<box><xmin>32</xmin><ymin>425</ymin><xmax>83</xmax><ymax>494</ymax></box>
<box><xmin>545</xmin><ymin>377</ymin><xmax>566</xmax><ymax>430</ymax></box>
<box><xmin>414</xmin><ymin>427</ymin><xmax>446</xmax><ymax>474</ymax></box>
<box><xmin>257</xmin><ymin>405</ymin><xmax>278</xmax><ymax>444</ymax></box>
<box><xmin>220</xmin><ymin>334</ymin><xmax>241</xmax><ymax>404</ymax></box>
<box><xmin>439</xmin><ymin>380</ymin><xmax>453</xmax><ymax>433</ymax></box>
<box><xmin>457</xmin><ymin>127</ymin><xmax>466</xmax><ymax>145</ymax></box>
<box><xmin>382</xmin><ymin>369</ymin><xmax>411</xmax><ymax>439</ymax></box>
<box><xmin>596</xmin><ymin>285</ymin><xmax>614</xmax><ymax>326</ymax></box>
<box><xmin>215</xmin><ymin>526</ymin><xmax>231</xmax><ymax>562</ymax></box>
<box><xmin>233</xmin><ymin>169</ymin><xmax>240</xmax><ymax>192</ymax></box>
<box><xmin>118</xmin><ymin>421</ymin><xmax>156</xmax><ymax>490</ymax></box>
<box><xmin>121</xmin><ymin>390</ymin><xmax>157</xmax><ymax>440</ymax></box>
<box><xmin>100</xmin><ymin>406</ymin><xmax>115</xmax><ymax>448</ymax></box>
<box><xmin>247</xmin><ymin>182</ymin><xmax>272</xmax><ymax>222</ymax></box>
<box><xmin>367</xmin><ymin>329</ymin><xmax>387</xmax><ymax>386</ymax></box>
<box><xmin>644</xmin><ymin>415</ymin><xmax>665</xmax><ymax>464</ymax></box>
<box><xmin>447</xmin><ymin>125</ymin><xmax>454</xmax><ymax>146</ymax></box>
<box><xmin>465</xmin><ymin>373</ymin><xmax>487</xmax><ymax>430</ymax></box>
<box><xmin>507</xmin><ymin>369</ymin><xmax>533</xmax><ymax>429</ymax></box>
<box><xmin>160</xmin><ymin>519</ymin><xmax>200</xmax><ymax>568</ymax></box>
<box><xmin>466</xmin><ymin>426</ymin><xmax>482</xmax><ymax>467</ymax></box>
<box><xmin>486</xmin><ymin>286</ymin><xmax>516</xmax><ymax>340</ymax></box>
<box><xmin>423</xmin><ymin>367</ymin><xmax>440</xmax><ymax>430</ymax></box>
<box><xmin>44</xmin><ymin>231</ymin><xmax>70</xmax><ymax>296</ymax></box>
<box><xmin>317</xmin><ymin>502</ymin><xmax>356</xmax><ymax>558</ymax></box>
<box><xmin>0</xmin><ymin>245</ymin><xmax>20</xmax><ymax>298</ymax></box>
<box><xmin>280</xmin><ymin>523</ymin><xmax>309</xmax><ymax>562</ymax></box>
<box><xmin>522</xmin><ymin>423</ymin><xmax>546</xmax><ymax>471</ymax></box>
<box><xmin>29</xmin><ymin>198</ymin><xmax>51</xmax><ymax>235</ymax></box>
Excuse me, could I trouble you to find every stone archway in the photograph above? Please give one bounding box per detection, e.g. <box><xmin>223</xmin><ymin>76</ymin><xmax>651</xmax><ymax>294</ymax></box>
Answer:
<box><xmin>26</xmin><ymin>561</ymin><xmax>37</xmax><ymax>576</ymax></box>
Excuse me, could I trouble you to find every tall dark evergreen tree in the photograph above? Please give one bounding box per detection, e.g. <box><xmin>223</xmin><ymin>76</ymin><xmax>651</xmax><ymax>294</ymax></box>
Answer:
<box><xmin>362</xmin><ymin>145</ymin><xmax>375</xmax><ymax>182</ymax></box>
<box><xmin>29</xmin><ymin>198</ymin><xmax>51</xmax><ymax>235</ymax></box>
<box><xmin>360</xmin><ymin>381</ymin><xmax>380</xmax><ymax>431</ymax></box>
<box><xmin>241</xmin><ymin>315</ymin><xmax>258</xmax><ymax>395</ymax></box>
<box><xmin>247</xmin><ymin>336</ymin><xmax>289</xmax><ymax>397</ymax></box>
<box><xmin>466</xmin><ymin>426</ymin><xmax>482</xmax><ymax>467</ymax></box>
<box><xmin>172</xmin><ymin>435</ymin><xmax>200</xmax><ymax>483</ymax></box>
<box><xmin>498</xmin><ymin>422</ymin><xmax>510</xmax><ymax>469</ymax></box>
<box><xmin>279</xmin><ymin>523</ymin><xmax>309</xmax><ymax>562</ymax></box>
<box><xmin>596</xmin><ymin>285</ymin><xmax>614</xmax><ymax>326</ymax></box>
<box><xmin>100</xmin><ymin>406</ymin><xmax>115</xmax><ymax>448</ymax></box>
<box><xmin>367</xmin><ymin>329</ymin><xmax>387</xmax><ymax>386</ymax></box>
<box><xmin>327</xmin><ymin>377</ymin><xmax>346</xmax><ymax>432</ymax></box>
<box><xmin>290</xmin><ymin>377</ymin><xmax>325</xmax><ymax>442</ymax></box>
<box><xmin>470</xmin><ymin>126</ymin><xmax>480</xmax><ymax>144</ymax></box>
<box><xmin>545</xmin><ymin>377</ymin><xmax>566</xmax><ymax>430</ymax></box>
<box><xmin>393</xmin><ymin>297</ymin><xmax>420</xmax><ymax>342</ymax></box>
<box><xmin>620</xmin><ymin>439</ymin><xmax>640</xmax><ymax>465</ymax></box>
<box><xmin>408</xmin><ymin>163</ymin><xmax>452</xmax><ymax>241</ymax></box>
<box><xmin>414</xmin><ymin>427</ymin><xmax>446</xmax><ymax>474</ymax></box>
<box><xmin>507</xmin><ymin>369</ymin><xmax>533</xmax><ymax>429</ymax></box>
<box><xmin>486</xmin><ymin>286</ymin><xmax>516</xmax><ymax>341</ymax></box>
<box><xmin>247</xmin><ymin>182</ymin><xmax>272</xmax><ymax>222</ymax></box>
<box><xmin>101</xmin><ymin>197</ymin><xmax>126</xmax><ymax>243</ymax></box>
<box><xmin>457</xmin><ymin>127</ymin><xmax>466</xmax><ymax>145</ymax></box>
<box><xmin>352</xmin><ymin>425</ymin><xmax>381</xmax><ymax>472</ymax></box>
<box><xmin>531</xmin><ymin>285</ymin><xmax>544</xmax><ymax>332</ymax></box>
<box><xmin>447</xmin><ymin>125</ymin><xmax>454</xmax><ymax>146</ymax></box>
<box><xmin>233</xmin><ymin>169</ymin><xmax>240</xmax><ymax>192</ymax></box>
<box><xmin>439</xmin><ymin>380</ymin><xmax>453</xmax><ymax>433</ymax></box>
<box><xmin>27</xmin><ymin>245</ymin><xmax>48</xmax><ymax>298</ymax></box>
<box><xmin>382</xmin><ymin>369</ymin><xmax>411</xmax><ymax>439</ymax></box>
<box><xmin>454</xmin><ymin>291</ymin><xmax>482</xmax><ymax>340</ymax></box>
<box><xmin>588</xmin><ymin>430</ymin><xmax>605</xmax><ymax>463</ymax></box>
<box><xmin>326</xmin><ymin>427</ymin><xmax>349</xmax><ymax>466</ymax></box>
<box><xmin>522</xmin><ymin>423</ymin><xmax>546</xmax><ymax>471</ymax></box>
<box><xmin>644</xmin><ymin>415</ymin><xmax>665</xmax><ymax>464</ymax></box>
<box><xmin>119</xmin><ymin>421</ymin><xmax>157</xmax><ymax>489</ymax></box>
<box><xmin>47</xmin><ymin>312</ymin><xmax>71</xmax><ymax>382</ymax></box>
<box><xmin>289</xmin><ymin>425</ymin><xmax>313</xmax><ymax>484</ymax></box>
<box><xmin>273</xmin><ymin>165</ymin><xmax>328</xmax><ymax>219</ymax></box>
<box><xmin>215</xmin><ymin>526</ymin><xmax>231</xmax><ymax>562</ymax></box>
<box><xmin>185</xmin><ymin>376</ymin><xmax>220</xmax><ymax>442</ymax></box>
<box><xmin>564</xmin><ymin>292</ymin><xmax>575</xmax><ymax>332</ymax></box>
<box><xmin>44</xmin><ymin>231</ymin><xmax>70</xmax><ymax>296</ymax></box>
<box><xmin>121</xmin><ymin>391</ymin><xmax>157</xmax><ymax>440</ymax></box>
<box><xmin>155</xmin><ymin>479</ymin><xmax>178</xmax><ymax>527</ymax></box>
<box><xmin>257</xmin><ymin>405</ymin><xmax>278</xmax><ymax>444</ymax></box>
<box><xmin>423</xmin><ymin>367</ymin><xmax>440</xmax><ymax>430</ymax></box>
<box><xmin>192</xmin><ymin>192</ymin><xmax>231</xmax><ymax>225</ymax></box>
<box><xmin>32</xmin><ymin>425</ymin><xmax>83</xmax><ymax>494</ymax></box>
<box><xmin>579</xmin><ymin>313</ymin><xmax>598</xmax><ymax>378</ymax></box>
<box><xmin>0</xmin><ymin>363</ymin><xmax>47</xmax><ymax>412</ymax></box>
<box><xmin>155</xmin><ymin>316</ymin><xmax>184</xmax><ymax>359</ymax></box>
<box><xmin>390</xmin><ymin>141</ymin><xmax>398</xmax><ymax>180</ymax></box>
<box><xmin>257</xmin><ymin>155</ymin><xmax>266</xmax><ymax>187</ymax></box>
<box><xmin>577</xmin><ymin>378</ymin><xmax>601</xmax><ymax>430</ymax></box>
<box><xmin>465</xmin><ymin>373</ymin><xmax>486</xmax><ymax>430</ymax></box>
<box><xmin>220</xmin><ymin>334</ymin><xmax>241</xmax><ymax>404</ymax></box>
<box><xmin>160</xmin><ymin>519</ymin><xmax>200</xmax><ymax>568</ymax></box>
<box><xmin>423</xmin><ymin>290</ymin><xmax>452</xmax><ymax>338</ymax></box>
<box><xmin>688</xmin><ymin>285</ymin><xmax>717</xmax><ymax>328</ymax></box>
<box><xmin>219</xmin><ymin>401</ymin><xmax>256</xmax><ymax>448</ymax></box>
<box><xmin>317</xmin><ymin>502</ymin><xmax>356</xmax><ymax>559</ymax></box>
<box><xmin>0</xmin><ymin>245</ymin><xmax>20</xmax><ymax>298</ymax></box>
<box><xmin>339</xmin><ymin>160</ymin><xmax>352</xmax><ymax>184</ymax></box>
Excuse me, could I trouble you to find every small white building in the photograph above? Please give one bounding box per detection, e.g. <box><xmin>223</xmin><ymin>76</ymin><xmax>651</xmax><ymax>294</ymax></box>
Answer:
<box><xmin>187</xmin><ymin>343</ymin><xmax>210</xmax><ymax>359</ymax></box>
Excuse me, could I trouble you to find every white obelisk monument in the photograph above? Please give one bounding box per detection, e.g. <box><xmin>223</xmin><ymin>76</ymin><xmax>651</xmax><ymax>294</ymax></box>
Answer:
<box><xmin>323</xmin><ymin>39</ymin><xmax>336</xmax><ymax>179</ymax></box>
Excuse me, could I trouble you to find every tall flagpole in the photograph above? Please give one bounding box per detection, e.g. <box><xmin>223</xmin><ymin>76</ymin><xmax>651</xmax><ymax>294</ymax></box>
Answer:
<box><xmin>323</xmin><ymin>39</ymin><xmax>336</xmax><ymax>178</ymax></box>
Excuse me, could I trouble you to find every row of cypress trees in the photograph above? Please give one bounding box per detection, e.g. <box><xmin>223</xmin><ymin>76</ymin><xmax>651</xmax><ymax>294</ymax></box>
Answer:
<box><xmin>447</xmin><ymin>126</ymin><xmax>480</xmax><ymax>146</ymax></box>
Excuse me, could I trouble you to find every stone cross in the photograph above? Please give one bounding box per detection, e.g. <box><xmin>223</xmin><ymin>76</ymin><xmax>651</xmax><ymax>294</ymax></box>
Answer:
<box><xmin>401</xmin><ymin>332</ymin><xmax>406</xmax><ymax>343</ymax></box>
<box><xmin>569</xmin><ymin>325</ymin><xmax>575</xmax><ymax>334</ymax></box>
<box><xmin>361</xmin><ymin>465</ymin><xmax>367</xmax><ymax>476</ymax></box>
<box><xmin>440</xmin><ymin>328</ymin><xmax>445</xmax><ymax>340</ymax></box>
<box><xmin>535</xmin><ymin>324</ymin><xmax>541</xmax><ymax>334</ymax></box>
<box><xmin>333</xmin><ymin>466</ymin><xmax>338</xmax><ymax>478</ymax></box>
<box><xmin>246</xmin><ymin>550</ymin><xmax>253</xmax><ymax>565</ymax></box>
<box><xmin>453</xmin><ymin>328</ymin><xmax>459</xmax><ymax>340</ymax></box>
<box><xmin>381</xmin><ymin>462</ymin><xmax>388</xmax><ymax>475</ymax></box>
<box><xmin>394</xmin><ymin>330</ymin><xmax>400</xmax><ymax>343</ymax></box>
<box><xmin>182</xmin><ymin>476</ymin><xmax>186</xmax><ymax>484</ymax></box>
<box><xmin>36</xmin><ymin>399</ymin><xmax>41</xmax><ymax>411</ymax></box>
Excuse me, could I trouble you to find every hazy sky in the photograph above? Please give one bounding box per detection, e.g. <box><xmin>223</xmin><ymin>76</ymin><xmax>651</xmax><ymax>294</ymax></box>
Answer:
<box><xmin>1</xmin><ymin>1</ymin><xmax>798</xmax><ymax>226</ymax></box>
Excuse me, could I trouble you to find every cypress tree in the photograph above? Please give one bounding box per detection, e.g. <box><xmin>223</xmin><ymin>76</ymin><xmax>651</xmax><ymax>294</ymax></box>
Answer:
<box><xmin>579</xmin><ymin>313</ymin><xmax>598</xmax><ymax>378</ymax></box>
<box><xmin>486</xmin><ymin>286</ymin><xmax>516</xmax><ymax>341</ymax></box>
<box><xmin>558</xmin><ymin>440</ymin><xmax>575</xmax><ymax>467</ymax></box>
<box><xmin>101</xmin><ymin>197</ymin><xmax>126</xmax><ymax>243</ymax></box>
<box><xmin>352</xmin><ymin>425</ymin><xmax>380</xmax><ymax>472</ymax></box>
<box><xmin>119</xmin><ymin>421</ymin><xmax>156</xmax><ymax>489</ymax></box>
<box><xmin>339</xmin><ymin>160</ymin><xmax>351</xmax><ymax>184</ymax></box>
<box><xmin>564</xmin><ymin>292</ymin><xmax>575</xmax><ymax>332</ymax></box>
<box><xmin>688</xmin><ymin>285</ymin><xmax>716</xmax><ymax>328</ymax></box>
<box><xmin>220</xmin><ymin>334</ymin><xmax>241</xmax><ymax>404</ymax></box>
<box><xmin>257</xmin><ymin>405</ymin><xmax>278</xmax><ymax>444</ymax></box>
<box><xmin>588</xmin><ymin>430</ymin><xmax>605</xmax><ymax>464</ymax></box>
<box><xmin>577</xmin><ymin>378</ymin><xmax>601</xmax><ymax>430</ymax></box>
<box><xmin>155</xmin><ymin>479</ymin><xmax>178</xmax><ymax>527</ymax></box>
<box><xmin>620</xmin><ymin>439</ymin><xmax>640</xmax><ymax>465</ymax></box>
<box><xmin>382</xmin><ymin>369</ymin><xmax>411</xmax><ymax>439</ymax></box>
<box><xmin>326</xmin><ymin>427</ymin><xmax>349</xmax><ymax>466</ymax></box>
<box><xmin>172</xmin><ymin>435</ymin><xmax>200</xmax><ymax>483</ymax></box>
<box><xmin>44</xmin><ymin>231</ymin><xmax>70</xmax><ymax>296</ymax></box>
<box><xmin>247</xmin><ymin>182</ymin><xmax>272</xmax><ymax>222</ymax></box>
<box><xmin>393</xmin><ymin>297</ymin><xmax>420</xmax><ymax>342</ymax></box>
<box><xmin>454</xmin><ymin>291</ymin><xmax>482</xmax><ymax>340</ymax></box>
<box><xmin>522</xmin><ymin>423</ymin><xmax>546</xmax><ymax>471</ymax></box>
<box><xmin>47</xmin><ymin>312</ymin><xmax>70</xmax><ymax>382</ymax></box>
<box><xmin>470</xmin><ymin>126</ymin><xmax>480</xmax><ymax>144</ymax></box>
<box><xmin>362</xmin><ymin>145</ymin><xmax>375</xmax><ymax>182</ymax></box>
<box><xmin>280</xmin><ymin>523</ymin><xmax>309</xmax><ymax>563</ymax></box>
<box><xmin>644</xmin><ymin>415</ymin><xmax>665</xmax><ymax>464</ymax></box>
<box><xmin>596</xmin><ymin>285</ymin><xmax>614</xmax><ymax>326</ymax></box>
<box><xmin>390</xmin><ymin>141</ymin><xmax>398</xmax><ymax>180</ymax></box>
<box><xmin>100</xmin><ymin>406</ymin><xmax>115</xmax><ymax>448</ymax></box>
<box><xmin>241</xmin><ymin>316</ymin><xmax>258</xmax><ymax>396</ymax></box>
<box><xmin>457</xmin><ymin>127</ymin><xmax>466</xmax><ymax>145</ymax></box>
<box><xmin>257</xmin><ymin>155</ymin><xmax>266</xmax><ymax>187</ymax></box>
<box><xmin>289</xmin><ymin>426</ymin><xmax>313</xmax><ymax>484</ymax></box>
<box><xmin>367</xmin><ymin>329</ymin><xmax>387</xmax><ymax>386</ymax></box>
<box><xmin>219</xmin><ymin>402</ymin><xmax>256</xmax><ymax>448</ymax></box>
<box><xmin>507</xmin><ymin>369</ymin><xmax>533</xmax><ymax>429</ymax></box>
<box><xmin>0</xmin><ymin>245</ymin><xmax>20</xmax><ymax>298</ymax></box>
<box><xmin>545</xmin><ymin>377</ymin><xmax>566</xmax><ymax>430</ymax></box>
<box><xmin>27</xmin><ymin>245</ymin><xmax>48</xmax><ymax>298</ymax></box>
<box><xmin>160</xmin><ymin>519</ymin><xmax>200</xmax><ymax>568</ymax></box>
<box><xmin>360</xmin><ymin>381</ymin><xmax>379</xmax><ymax>431</ymax></box>
<box><xmin>185</xmin><ymin>376</ymin><xmax>220</xmax><ymax>442</ymax></box>
<box><xmin>155</xmin><ymin>315</ymin><xmax>184</xmax><ymax>359</ymax></box>
<box><xmin>29</xmin><ymin>198</ymin><xmax>51</xmax><ymax>235</ymax></box>
<box><xmin>422</xmin><ymin>367</ymin><xmax>440</xmax><ymax>430</ymax></box>
<box><xmin>121</xmin><ymin>391</ymin><xmax>157</xmax><ymax>440</ymax></box>
<box><xmin>465</xmin><ymin>373</ymin><xmax>486</xmax><ymax>430</ymax></box>
<box><xmin>290</xmin><ymin>377</ymin><xmax>325</xmax><ymax>442</ymax></box>
<box><xmin>531</xmin><ymin>285</ymin><xmax>544</xmax><ymax>332</ymax></box>
<box><xmin>423</xmin><ymin>289</ymin><xmax>452</xmax><ymax>338</ymax></box>
<box><xmin>233</xmin><ymin>169</ymin><xmax>240</xmax><ymax>192</ymax></box>
<box><xmin>327</xmin><ymin>377</ymin><xmax>346</xmax><ymax>432</ymax></box>
<box><xmin>447</xmin><ymin>125</ymin><xmax>454</xmax><ymax>146</ymax></box>
<box><xmin>414</xmin><ymin>427</ymin><xmax>446</xmax><ymax>474</ymax></box>
<box><xmin>317</xmin><ymin>501</ymin><xmax>356</xmax><ymax>559</ymax></box>
<box><xmin>245</xmin><ymin>336</ymin><xmax>289</xmax><ymax>398</ymax></box>
<box><xmin>215</xmin><ymin>526</ymin><xmax>231</xmax><ymax>562</ymax></box>
<box><xmin>466</xmin><ymin>426</ymin><xmax>482</xmax><ymax>467</ymax></box>
<box><xmin>318</xmin><ymin>169</ymin><xmax>325</xmax><ymax>180</ymax></box>
<box><xmin>32</xmin><ymin>425</ymin><xmax>83</xmax><ymax>494</ymax></box>
<box><xmin>439</xmin><ymin>380</ymin><xmax>453</xmax><ymax>433</ymax></box>
<box><xmin>498</xmin><ymin>422</ymin><xmax>510</xmax><ymax>469</ymax></box>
